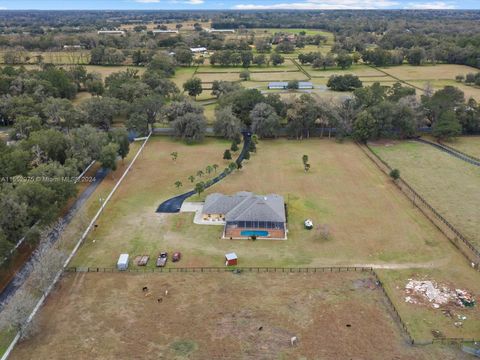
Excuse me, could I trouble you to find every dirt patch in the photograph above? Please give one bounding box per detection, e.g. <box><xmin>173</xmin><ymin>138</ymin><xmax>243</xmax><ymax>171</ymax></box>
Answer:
<box><xmin>10</xmin><ymin>272</ymin><xmax>468</xmax><ymax>360</ymax></box>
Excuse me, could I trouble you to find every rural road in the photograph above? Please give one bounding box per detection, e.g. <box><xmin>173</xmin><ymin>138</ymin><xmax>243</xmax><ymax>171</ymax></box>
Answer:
<box><xmin>0</xmin><ymin>167</ymin><xmax>109</xmax><ymax>310</ymax></box>
<box><xmin>156</xmin><ymin>131</ymin><xmax>251</xmax><ymax>213</ymax></box>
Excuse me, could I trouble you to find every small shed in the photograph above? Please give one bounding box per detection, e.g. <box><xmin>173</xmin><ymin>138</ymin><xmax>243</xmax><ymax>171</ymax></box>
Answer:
<box><xmin>304</xmin><ymin>219</ymin><xmax>313</xmax><ymax>230</ymax></box>
<box><xmin>225</xmin><ymin>252</ymin><xmax>238</xmax><ymax>266</ymax></box>
<box><xmin>117</xmin><ymin>254</ymin><xmax>129</xmax><ymax>271</ymax></box>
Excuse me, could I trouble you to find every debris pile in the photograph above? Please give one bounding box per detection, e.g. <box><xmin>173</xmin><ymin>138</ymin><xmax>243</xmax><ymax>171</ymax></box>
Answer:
<box><xmin>404</xmin><ymin>279</ymin><xmax>476</xmax><ymax>309</ymax></box>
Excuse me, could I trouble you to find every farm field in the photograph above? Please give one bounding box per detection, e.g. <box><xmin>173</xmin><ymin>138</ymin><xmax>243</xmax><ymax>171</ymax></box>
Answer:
<box><xmin>377</xmin><ymin>64</ymin><xmax>477</xmax><ymax>81</ymax></box>
<box><xmin>72</xmin><ymin>138</ymin><xmax>466</xmax><ymax>269</ymax></box>
<box><xmin>303</xmin><ymin>64</ymin><xmax>387</xmax><ymax>78</ymax></box>
<box><xmin>171</xmin><ymin>66</ymin><xmax>196</xmax><ymax>88</ymax></box>
<box><xmin>9</xmin><ymin>271</ymin><xmax>472</xmax><ymax>360</ymax></box>
<box><xmin>408</xmin><ymin>80</ymin><xmax>480</xmax><ymax>101</ymax></box>
<box><xmin>80</xmin><ymin>65</ymin><xmax>146</xmax><ymax>80</ymax></box>
<box><xmin>445</xmin><ymin>136</ymin><xmax>480</xmax><ymax>158</ymax></box>
<box><xmin>370</xmin><ymin>140</ymin><xmax>480</xmax><ymax>251</ymax></box>
<box><xmin>196</xmin><ymin>60</ymin><xmax>299</xmax><ymax>72</ymax></box>
<box><xmin>0</xmin><ymin>50</ymin><xmax>90</xmax><ymax>65</ymax></box>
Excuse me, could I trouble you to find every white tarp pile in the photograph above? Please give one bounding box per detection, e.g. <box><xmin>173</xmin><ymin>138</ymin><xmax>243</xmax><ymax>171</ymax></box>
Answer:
<box><xmin>404</xmin><ymin>279</ymin><xmax>475</xmax><ymax>309</ymax></box>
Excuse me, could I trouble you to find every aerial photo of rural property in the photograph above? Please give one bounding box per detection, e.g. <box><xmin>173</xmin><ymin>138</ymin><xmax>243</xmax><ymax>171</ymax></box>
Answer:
<box><xmin>0</xmin><ymin>1</ymin><xmax>479</xmax><ymax>359</ymax></box>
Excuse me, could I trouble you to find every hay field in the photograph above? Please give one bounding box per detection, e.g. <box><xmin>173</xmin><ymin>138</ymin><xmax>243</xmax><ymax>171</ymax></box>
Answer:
<box><xmin>378</xmin><ymin>64</ymin><xmax>477</xmax><ymax>81</ymax></box>
<box><xmin>250</xmin><ymin>71</ymin><xmax>308</xmax><ymax>81</ymax></box>
<box><xmin>9</xmin><ymin>272</ymin><xmax>471</xmax><ymax>360</ymax></box>
<box><xmin>370</xmin><ymin>140</ymin><xmax>480</xmax><ymax>250</ymax></box>
<box><xmin>408</xmin><ymin>80</ymin><xmax>480</xmax><ymax>101</ymax></box>
<box><xmin>303</xmin><ymin>64</ymin><xmax>387</xmax><ymax>78</ymax></box>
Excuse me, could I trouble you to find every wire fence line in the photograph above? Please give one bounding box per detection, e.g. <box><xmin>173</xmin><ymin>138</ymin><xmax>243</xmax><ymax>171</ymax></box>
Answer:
<box><xmin>358</xmin><ymin>143</ymin><xmax>480</xmax><ymax>268</ymax></box>
<box><xmin>0</xmin><ymin>133</ymin><xmax>153</xmax><ymax>360</ymax></box>
<box><xmin>64</xmin><ymin>265</ymin><xmax>478</xmax><ymax>347</ymax></box>
<box><xmin>435</xmin><ymin>139</ymin><xmax>480</xmax><ymax>163</ymax></box>
<box><xmin>415</xmin><ymin>138</ymin><xmax>480</xmax><ymax>167</ymax></box>
<box><xmin>65</xmin><ymin>265</ymin><xmax>374</xmax><ymax>273</ymax></box>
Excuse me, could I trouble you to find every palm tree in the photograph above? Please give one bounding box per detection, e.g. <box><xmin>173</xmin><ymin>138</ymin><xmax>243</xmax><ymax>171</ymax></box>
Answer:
<box><xmin>212</xmin><ymin>164</ymin><xmax>219</xmax><ymax>173</ymax></box>
<box><xmin>195</xmin><ymin>181</ymin><xmax>205</xmax><ymax>196</ymax></box>
<box><xmin>205</xmin><ymin>165</ymin><xmax>213</xmax><ymax>176</ymax></box>
<box><xmin>174</xmin><ymin>180</ymin><xmax>183</xmax><ymax>188</ymax></box>
<box><xmin>170</xmin><ymin>152</ymin><xmax>178</xmax><ymax>161</ymax></box>
<box><xmin>197</xmin><ymin>170</ymin><xmax>204</xmax><ymax>178</ymax></box>
<box><xmin>188</xmin><ymin>175</ymin><xmax>195</xmax><ymax>183</ymax></box>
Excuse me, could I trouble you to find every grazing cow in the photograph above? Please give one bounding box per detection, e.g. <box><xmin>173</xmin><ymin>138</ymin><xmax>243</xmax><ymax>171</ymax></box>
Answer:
<box><xmin>157</xmin><ymin>298</ymin><xmax>163</xmax><ymax>303</ymax></box>
<box><xmin>142</xmin><ymin>286</ymin><xmax>148</xmax><ymax>292</ymax></box>
<box><xmin>258</xmin><ymin>326</ymin><xmax>263</xmax><ymax>331</ymax></box>
<box><xmin>165</xmin><ymin>289</ymin><xmax>169</xmax><ymax>296</ymax></box>
<box><xmin>290</xmin><ymin>336</ymin><xmax>298</xmax><ymax>346</ymax></box>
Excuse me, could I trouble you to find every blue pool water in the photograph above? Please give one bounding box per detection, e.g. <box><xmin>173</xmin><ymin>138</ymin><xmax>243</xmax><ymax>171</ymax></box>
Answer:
<box><xmin>241</xmin><ymin>230</ymin><xmax>269</xmax><ymax>237</ymax></box>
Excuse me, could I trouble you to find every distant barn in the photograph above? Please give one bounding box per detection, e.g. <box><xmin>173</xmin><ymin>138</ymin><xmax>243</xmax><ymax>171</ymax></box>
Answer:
<box><xmin>268</xmin><ymin>81</ymin><xmax>313</xmax><ymax>90</ymax></box>
<box><xmin>97</xmin><ymin>30</ymin><xmax>125</xmax><ymax>35</ymax></box>
<box><xmin>153</xmin><ymin>29</ymin><xmax>179</xmax><ymax>34</ymax></box>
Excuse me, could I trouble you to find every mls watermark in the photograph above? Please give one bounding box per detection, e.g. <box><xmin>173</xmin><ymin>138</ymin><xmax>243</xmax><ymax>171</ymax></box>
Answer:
<box><xmin>0</xmin><ymin>176</ymin><xmax>96</xmax><ymax>183</ymax></box>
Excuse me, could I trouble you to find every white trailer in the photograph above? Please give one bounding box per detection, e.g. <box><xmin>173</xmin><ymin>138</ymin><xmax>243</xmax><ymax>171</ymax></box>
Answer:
<box><xmin>117</xmin><ymin>254</ymin><xmax>129</xmax><ymax>271</ymax></box>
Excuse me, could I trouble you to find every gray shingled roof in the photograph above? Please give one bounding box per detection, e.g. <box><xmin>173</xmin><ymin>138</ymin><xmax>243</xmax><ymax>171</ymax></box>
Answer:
<box><xmin>203</xmin><ymin>192</ymin><xmax>285</xmax><ymax>223</ymax></box>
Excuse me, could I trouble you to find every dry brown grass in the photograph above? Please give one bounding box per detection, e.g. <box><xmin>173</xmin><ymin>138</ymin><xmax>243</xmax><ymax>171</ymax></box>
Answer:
<box><xmin>250</xmin><ymin>71</ymin><xmax>309</xmax><ymax>81</ymax></box>
<box><xmin>304</xmin><ymin>64</ymin><xmax>387</xmax><ymax>78</ymax></box>
<box><xmin>72</xmin><ymin>138</ymin><xmax>465</xmax><ymax>270</ymax></box>
<box><xmin>196</xmin><ymin>72</ymin><xmax>241</xmax><ymax>83</ymax></box>
<box><xmin>445</xmin><ymin>136</ymin><xmax>480</xmax><ymax>158</ymax></box>
<box><xmin>10</xmin><ymin>272</ymin><xmax>471</xmax><ymax>360</ymax></box>
<box><xmin>378</xmin><ymin>64</ymin><xmax>477</xmax><ymax>81</ymax></box>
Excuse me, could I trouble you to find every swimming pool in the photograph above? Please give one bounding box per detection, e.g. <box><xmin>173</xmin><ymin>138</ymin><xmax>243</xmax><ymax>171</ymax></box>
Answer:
<box><xmin>240</xmin><ymin>230</ymin><xmax>269</xmax><ymax>237</ymax></box>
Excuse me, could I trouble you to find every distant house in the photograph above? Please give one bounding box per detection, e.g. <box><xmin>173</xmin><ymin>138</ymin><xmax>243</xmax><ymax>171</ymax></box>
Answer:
<box><xmin>202</xmin><ymin>192</ymin><xmax>287</xmax><ymax>239</ymax></box>
<box><xmin>153</xmin><ymin>29</ymin><xmax>179</xmax><ymax>34</ymax></box>
<box><xmin>267</xmin><ymin>81</ymin><xmax>313</xmax><ymax>90</ymax></box>
<box><xmin>97</xmin><ymin>30</ymin><xmax>125</xmax><ymax>35</ymax></box>
<box><xmin>190</xmin><ymin>47</ymin><xmax>208</xmax><ymax>54</ymax></box>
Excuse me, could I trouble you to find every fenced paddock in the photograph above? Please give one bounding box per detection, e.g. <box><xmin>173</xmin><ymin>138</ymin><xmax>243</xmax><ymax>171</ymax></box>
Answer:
<box><xmin>360</xmin><ymin>143</ymin><xmax>480</xmax><ymax>268</ymax></box>
<box><xmin>10</xmin><ymin>270</ymin><xmax>472</xmax><ymax>360</ymax></box>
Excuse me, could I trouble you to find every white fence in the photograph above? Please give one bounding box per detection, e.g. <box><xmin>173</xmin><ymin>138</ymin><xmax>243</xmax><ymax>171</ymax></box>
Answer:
<box><xmin>1</xmin><ymin>133</ymin><xmax>152</xmax><ymax>360</ymax></box>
